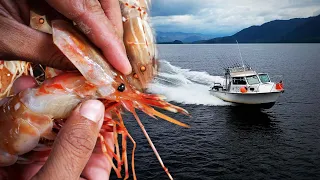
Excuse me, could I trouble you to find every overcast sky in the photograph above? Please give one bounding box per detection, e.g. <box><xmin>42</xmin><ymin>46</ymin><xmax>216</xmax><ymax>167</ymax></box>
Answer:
<box><xmin>150</xmin><ymin>0</ymin><xmax>320</xmax><ymax>36</ymax></box>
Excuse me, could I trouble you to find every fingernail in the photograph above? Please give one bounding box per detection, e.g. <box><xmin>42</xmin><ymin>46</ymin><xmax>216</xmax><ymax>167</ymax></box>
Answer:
<box><xmin>80</xmin><ymin>100</ymin><xmax>104</xmax><ymax>123</ymax></box>
<box><xmin>120</xmin><ymin>43</ymin><xmax>132</xmax><ymax>75</ymax></box>
<box><xmin>120</xmin><ymin>51</ymin><xmax>132</xmax><ymax>75</ymax></box>
<box><xmin>123</xmin><ymin>61</ymin><xmax>132</xmax><ymax>75</ymax></box>
<box><xmin>13</xmin><ymin>76</ymin><xmax>37</xmax><ymax>94</ymax></box>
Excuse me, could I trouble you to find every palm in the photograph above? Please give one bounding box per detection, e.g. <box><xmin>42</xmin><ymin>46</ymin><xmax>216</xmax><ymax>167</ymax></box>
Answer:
<box><xmin>0</xmin><ymin>132</ymin><xmax>113</xmax><ymax>180</ymax></box>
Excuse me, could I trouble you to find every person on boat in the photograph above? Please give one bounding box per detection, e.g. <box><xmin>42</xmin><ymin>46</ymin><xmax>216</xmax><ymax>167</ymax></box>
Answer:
<box><xmin>0</xmin><ymin>0</ymin><xmax>131</xmax><ymax>179</ymax></box>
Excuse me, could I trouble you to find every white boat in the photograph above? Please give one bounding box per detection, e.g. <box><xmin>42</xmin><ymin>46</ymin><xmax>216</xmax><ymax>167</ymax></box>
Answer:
<box><xmin>209</xmin><ymin>66</ymin><xmax>284</xmax><ymax>109</ymax></box>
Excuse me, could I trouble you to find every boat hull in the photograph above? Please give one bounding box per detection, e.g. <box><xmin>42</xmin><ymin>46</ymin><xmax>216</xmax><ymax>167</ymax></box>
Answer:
<box><xmin>210</xmin><ymin>91</ymin><xmax>282</xmax><ymax>109</ymax></box>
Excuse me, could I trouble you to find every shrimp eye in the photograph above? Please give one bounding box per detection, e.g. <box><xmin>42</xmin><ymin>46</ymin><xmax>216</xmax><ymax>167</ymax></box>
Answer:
<box><xmin>117</xmin><ymin>83</ymin><xmax>125</xmax><ymax>92</ymax></box>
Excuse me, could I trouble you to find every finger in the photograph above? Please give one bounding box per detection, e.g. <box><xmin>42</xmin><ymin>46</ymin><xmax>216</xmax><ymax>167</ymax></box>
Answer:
<box><xmin>0</xmin><ymin>16</ymin><xmax>74</xmax><ymax>70</ymax></box>
<box><xmin>34</xmin><ymin>100</ymin><xmax>104</xmax><ymax>179</ymax></box>
<box><xmin>81</xmin><ymin>131</ymin><xmax>114</xmax><ymax>180</ymax></box>
<box><xmin>99</xmin><ymin>0</ymin><xmax>123</xmax><ymax>38</ymax></box>
<box><xmin>0</xmin><ymin>98</ymin><xmax>9</xmax><ymax>106</ymax></box>
<box><xmin>16</xmin><ymin>0</ymin><xmax>30</xmax><ymax>24</ymax></box>
<box><xmin>0</xmin><ymin>0</ymin><xmax>24</xmax><ymax>23</ymax></box>
<box><xmin>12</xmin><ymin>75</ymin><xmax>37</xmax><ymax>94</ymax></box>
<box><xmin>4</xmin><ymin>163</ymin><xmax>44</xmax><ymax>180</ymax></box>
<box><xmin>0</xmin><ymin>75</ymin><xmax>37</xmax><ymax>106</ymax></box>
<box><xmin>2</xmin><ymin>150</ymin><xmax>50</xmax><ymax>180</ymax></box>
<box><xmin>46</xmin><ymin>0</ymin><xmax>132</xmax><ymax>75</ymax></box>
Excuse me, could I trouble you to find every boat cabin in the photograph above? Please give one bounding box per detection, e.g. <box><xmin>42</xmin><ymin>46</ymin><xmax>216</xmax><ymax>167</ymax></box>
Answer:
<box><xmin>230</xmin><ymin>73</ymin><xmax>271</xmax><ymax>85</ymax></box>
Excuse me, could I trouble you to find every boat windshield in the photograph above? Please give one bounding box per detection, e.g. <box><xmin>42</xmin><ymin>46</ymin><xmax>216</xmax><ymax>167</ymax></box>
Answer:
<box><xmin>246</xmin><ymin>75</ymin><xmax>260</xmax><ymax>85</ymax></box>
<box><xmin>259</xmin><ymin>74</ymin><xmax>270</xmax><ymax>83</ymax></box>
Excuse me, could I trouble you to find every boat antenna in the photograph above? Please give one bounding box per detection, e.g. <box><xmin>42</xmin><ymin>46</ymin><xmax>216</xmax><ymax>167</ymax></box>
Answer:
<box><xmin>236</xmin><ymin>40</ymin><xmax>245</xmax><ymax>68</ymax></box>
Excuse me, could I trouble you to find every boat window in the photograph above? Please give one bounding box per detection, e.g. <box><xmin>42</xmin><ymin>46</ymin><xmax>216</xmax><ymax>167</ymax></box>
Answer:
<box><xmin>246</xmin><ymin>75</ymin><xmax>260</xmax><ymax>85</ymax></box>
<box><xmin>259</xmin><ymin>74</ymin><xmax>270</xmax><ymax>83</ymax></box>
<box><xmin>232</xmin><ymin>77</ymin><xmax>247</xmax><ymax>85</ymax></box>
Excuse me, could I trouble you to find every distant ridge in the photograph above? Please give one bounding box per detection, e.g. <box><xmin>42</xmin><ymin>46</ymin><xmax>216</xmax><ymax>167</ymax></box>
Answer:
<box><xmin>158</xmin><ymin>40</ymin><xmax>183</xmax><ymax>44</ymax></box>
<box><xmin>195</xmin><ymin>14</ymin><xmax>320</xmax><ymax>43</ymax></box>
<box><xmin>156</xmin><ymin>31</ymin><xmax>213</xmax><ymax>43</ymax></box>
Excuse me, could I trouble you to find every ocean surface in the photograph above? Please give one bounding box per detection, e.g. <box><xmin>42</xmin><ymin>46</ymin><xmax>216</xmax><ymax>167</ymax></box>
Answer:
<box><xmin>111</xmin><ymin>44</ymin><xmax>320</xmax><ymax>180</ymax></box>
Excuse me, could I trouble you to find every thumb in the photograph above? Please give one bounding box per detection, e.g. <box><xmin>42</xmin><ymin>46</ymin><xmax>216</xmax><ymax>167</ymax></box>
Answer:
<box><xmin>34</xmin><ymin>100</ymin><xmax>105</xmax><ymax>180</ymax></box>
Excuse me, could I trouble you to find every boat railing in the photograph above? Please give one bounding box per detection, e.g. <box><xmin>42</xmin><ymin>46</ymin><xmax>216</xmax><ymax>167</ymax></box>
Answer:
<box><xmin>255</xmin><ymin>81</ymin><xmax>280</xmax><ymax>92</ymax></box>
<box><xmin>211</xmin><ymin>82</ymin><xmax>224</xmax><ymax>91</ymax></box>
<box><xmin>269</xmin><ymin>83</ymin><xmax>275</xmax><ymax>92</ymax></box>
<box><xmin>256</xmin><ymin>84</ymin><xmax>262</xmax><ymax>92</ymax></box>
<box><xmin>270</xmin><ymin>75</ymin><xmax>283</xmax><ymax>92</ymax></box>
<box><xmin>226</xmin><ymin>65</ymin><xmax>252</xmax><ymax>74</ymax></box>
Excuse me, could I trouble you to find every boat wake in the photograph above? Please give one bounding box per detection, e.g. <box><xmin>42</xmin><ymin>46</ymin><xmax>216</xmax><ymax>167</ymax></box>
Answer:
<box><xmin>148</xmin><ymin>60</ymin><xmax>231</xmax><ymax>106</ymax></box>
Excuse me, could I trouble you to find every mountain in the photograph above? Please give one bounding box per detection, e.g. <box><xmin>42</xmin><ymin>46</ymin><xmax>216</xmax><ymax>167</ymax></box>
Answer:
<box><xmin>282</xmin><ymin>15</ymin><xmax>320</xmax><ymax>43</ymax></box>
<box><xmin>158</xmin><ymin>40</ymin><xmax>184</xmax><ymax>44</ymax></box>
<box><xmin>156</xmin><ymin>31</ymin><xmax>213</xmax><ymax>43</ymax></box>
<box><xmin>197</xmin><ymin>15</ymin><xmax>320</xmax><ymax>43</ymax></box>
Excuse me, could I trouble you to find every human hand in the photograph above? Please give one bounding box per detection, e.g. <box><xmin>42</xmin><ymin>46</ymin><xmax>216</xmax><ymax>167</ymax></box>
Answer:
<box><xmin>0</xmin><ymin>0</ymin><xmax>131</xmax><ymax>74</ymax></box>
<box><xmin>0</xmin><ymin>76</ymin><xmax>114</xmax><ymax>180</ymax></box>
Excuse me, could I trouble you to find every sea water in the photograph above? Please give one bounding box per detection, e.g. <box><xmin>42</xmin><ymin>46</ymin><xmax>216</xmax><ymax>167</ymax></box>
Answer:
<box><xmin>111</xmin><ymin>44</ymin><xmax>320</xmax><ymax>180</ymax></box>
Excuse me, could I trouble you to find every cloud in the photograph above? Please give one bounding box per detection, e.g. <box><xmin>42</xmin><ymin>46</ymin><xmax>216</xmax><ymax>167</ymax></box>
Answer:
<box><xmin>151</xmin><ymin>0</ymin><xmax>199</xmax><ymax>16</ymax></box>
<box><xmin>150</xmin><ymin>0</ymin><xmax>320</xmax><ymax>35</ymax></box>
